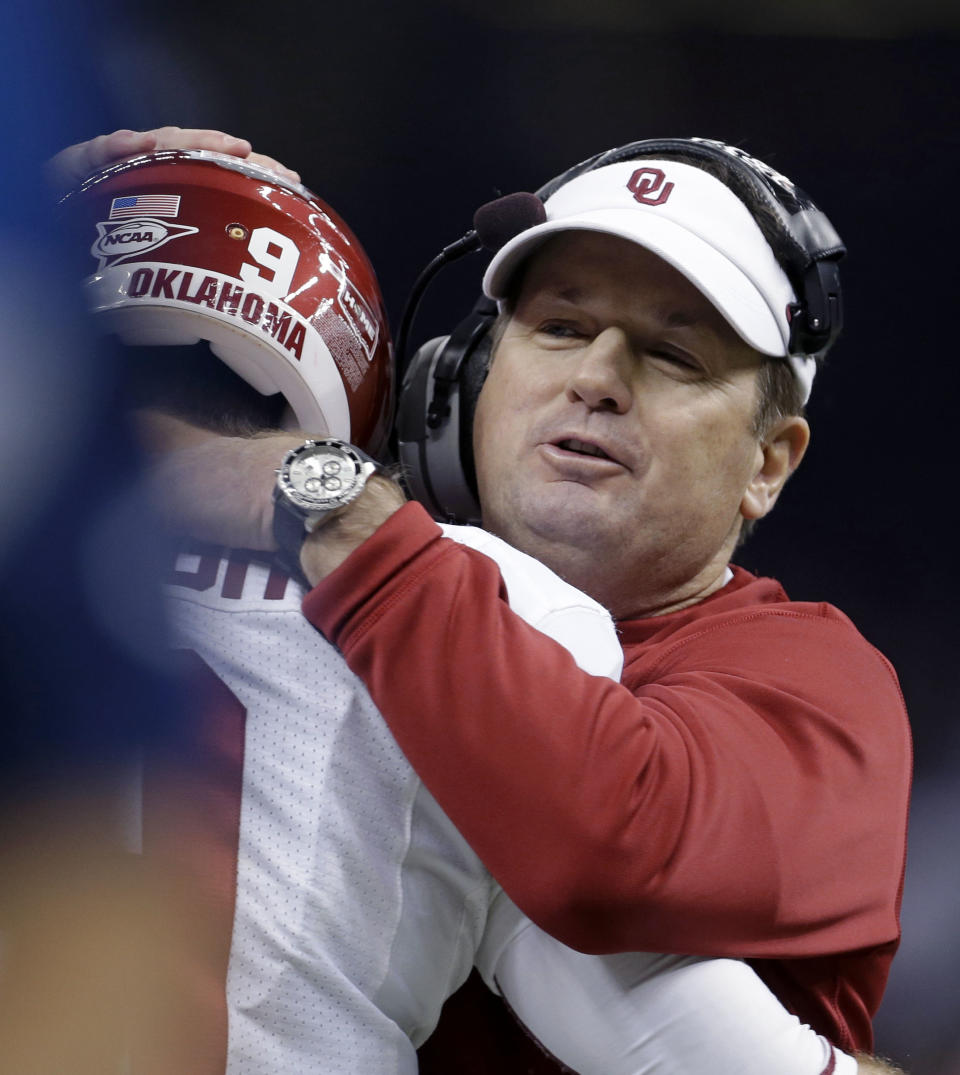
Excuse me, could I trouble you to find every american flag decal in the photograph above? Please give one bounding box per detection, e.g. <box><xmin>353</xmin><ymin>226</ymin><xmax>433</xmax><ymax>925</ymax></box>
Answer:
<box><xmin>109</xmin><ymin>194</ymin><xmax>182</xmax><ymax>219</ymax></box>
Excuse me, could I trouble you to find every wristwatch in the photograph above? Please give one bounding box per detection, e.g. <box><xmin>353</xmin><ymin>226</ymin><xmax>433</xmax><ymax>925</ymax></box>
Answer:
<box><xmin>272</xmin><ymin>438</ymin><xmax>385</xmax><ymax>580</ymax></box>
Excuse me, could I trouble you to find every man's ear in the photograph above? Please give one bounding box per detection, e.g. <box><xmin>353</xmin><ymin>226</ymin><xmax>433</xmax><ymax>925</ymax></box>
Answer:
<box><xmin>741</xmin><ymin>416</ymin><xmax>810</xmax><ymax>521</ymax></box>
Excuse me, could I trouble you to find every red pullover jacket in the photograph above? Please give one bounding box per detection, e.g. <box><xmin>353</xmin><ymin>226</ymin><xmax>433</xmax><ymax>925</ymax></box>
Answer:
<box><xmin>304</xmin><ymin>504</ymin><xmax>911</xmax><ymax>1055</ymax></box>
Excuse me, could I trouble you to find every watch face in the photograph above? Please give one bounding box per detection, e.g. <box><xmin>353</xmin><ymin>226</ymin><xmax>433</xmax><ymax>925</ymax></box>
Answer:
<box><xmin>278</xmin><ymin>441</ymin><xmax>364</xmax><ymax>512</ymax></box>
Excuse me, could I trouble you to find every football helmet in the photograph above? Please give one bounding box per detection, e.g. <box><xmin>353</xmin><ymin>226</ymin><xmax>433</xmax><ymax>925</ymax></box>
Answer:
<box><xmin>59</xmin><ymin>150</ymin><xmax>393</xmax><ymax>455</ymax></box>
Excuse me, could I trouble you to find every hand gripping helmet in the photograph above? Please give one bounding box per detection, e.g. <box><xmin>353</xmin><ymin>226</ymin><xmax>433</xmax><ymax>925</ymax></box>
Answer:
<box><xmin>58</xmin><ymin>150</ymin><xmax>393</xmax><ymax>455</ymax></box>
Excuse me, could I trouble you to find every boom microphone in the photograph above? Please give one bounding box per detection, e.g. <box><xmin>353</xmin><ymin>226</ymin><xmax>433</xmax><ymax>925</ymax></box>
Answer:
<box><xmin>472</xmin><ymin>191</ymin><xmax>546</xmax><ymax>252</ymax></box>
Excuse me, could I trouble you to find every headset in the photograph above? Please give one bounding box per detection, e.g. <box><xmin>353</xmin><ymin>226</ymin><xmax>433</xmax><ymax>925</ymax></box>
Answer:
<box><xmin>395</xmin><ymin>137</ymin><xmax>846</xmax><ymax>525</ymax></box>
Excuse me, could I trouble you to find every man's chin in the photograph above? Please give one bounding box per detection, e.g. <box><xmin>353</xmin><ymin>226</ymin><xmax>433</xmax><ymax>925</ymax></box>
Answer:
<box><xmin>482</xmin><ymin>479</ymin><xmax>622</xmax><ymax>549</ymax></box>
<box><xmin>511</xmin><ymin>498</ymin><xmax>621</xmax><ymax>556</ymax></box>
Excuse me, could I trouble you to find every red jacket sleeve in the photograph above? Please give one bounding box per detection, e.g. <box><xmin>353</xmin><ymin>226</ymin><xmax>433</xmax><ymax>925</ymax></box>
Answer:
<box><xmin>303</xmin><ymin>503</ymin><xmax>911</xmax><ymax>963</ymax></box>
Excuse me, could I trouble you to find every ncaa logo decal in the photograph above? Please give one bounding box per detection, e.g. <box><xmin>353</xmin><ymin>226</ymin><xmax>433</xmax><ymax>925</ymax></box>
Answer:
<box><xmin>91</xmin><ymin>218</ymin><xmax>199</xmax><ymax>270</ymax></box>
<box><xmin>627</xmin><ymin>167</ymin><xmax>674</xmax><ymax>206</ymax></box>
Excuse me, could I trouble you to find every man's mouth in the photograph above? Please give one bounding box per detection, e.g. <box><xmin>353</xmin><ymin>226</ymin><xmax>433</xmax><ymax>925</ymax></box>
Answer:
<box><xmin>555</xmin><ymin>438</ymin><xmax>613</xmax><ymax>461</ymax></box>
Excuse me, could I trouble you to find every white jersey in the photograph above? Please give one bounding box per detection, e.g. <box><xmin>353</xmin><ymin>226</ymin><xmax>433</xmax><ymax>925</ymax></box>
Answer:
<box><xmin>161</xmin><ymin>526</ymin><xmax>856</xmax><ymax>1075</ymax></box>
<box><xmin>163</xmin><ymin>525</ymin><xmax>619</xmax><ymax>1072</ymax></box>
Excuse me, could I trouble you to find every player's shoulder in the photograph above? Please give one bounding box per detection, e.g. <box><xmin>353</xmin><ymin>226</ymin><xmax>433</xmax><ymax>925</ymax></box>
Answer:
<box><xmin>440</xmin><ymin>525</ymin><xmax>608</xmax><ymax>618</ymax></box>
<box><xmin>441</xmin><ymin>524</ymin><xmax>622</xmax><ymax>680</ymax></box>
<box><xmin>165</xmin><ymin>543</ymin><xmax>302</xmax><ymax>612</ymax></box>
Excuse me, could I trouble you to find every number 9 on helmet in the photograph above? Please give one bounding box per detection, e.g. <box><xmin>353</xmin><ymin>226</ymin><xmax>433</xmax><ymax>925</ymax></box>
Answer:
<box><xmin>58</xmin><ymin>149</ymin><xmax>394</xmax><ymax>455</ymax></box>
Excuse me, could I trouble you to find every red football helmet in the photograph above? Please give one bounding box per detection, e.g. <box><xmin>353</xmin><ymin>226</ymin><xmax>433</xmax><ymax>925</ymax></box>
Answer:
<box><xmin>59</xmin><ymin>150</ymin><xmax>393</xmax><ymax>455</ymax></box>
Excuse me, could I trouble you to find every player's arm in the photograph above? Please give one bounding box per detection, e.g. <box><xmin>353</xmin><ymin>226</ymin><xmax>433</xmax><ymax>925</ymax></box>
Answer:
<box><xmin>138</xmin><ymin>414</ymin><xmax>406</xmax><ymax>554</ymax></box>
<box><xmin>479</xmin><ymin>908</ymin><xmax>858</xmax><ymax>1075</ymax></box>
<box><xmin>45</xmin><ymin>126</ymin><xmax>300</xmax><ymax>196</ymax></box>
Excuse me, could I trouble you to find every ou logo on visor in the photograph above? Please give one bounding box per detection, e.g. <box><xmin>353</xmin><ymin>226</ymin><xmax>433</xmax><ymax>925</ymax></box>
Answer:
<box><xmin>627</xmin><ymin>167</ymin><xmax>674</xmax><ymax>206</ymax></box>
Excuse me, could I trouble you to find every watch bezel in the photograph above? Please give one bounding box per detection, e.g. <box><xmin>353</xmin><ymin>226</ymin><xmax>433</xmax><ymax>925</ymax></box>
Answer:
<box><xmin>276</xmin><ymin>438</ymin><xmax>370</xmax><ymax>514</ymax></box>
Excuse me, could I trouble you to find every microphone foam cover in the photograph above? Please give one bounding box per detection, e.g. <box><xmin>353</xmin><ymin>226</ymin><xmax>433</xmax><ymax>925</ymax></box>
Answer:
<box><xmin>473</xmin><ymin>192</ymin><xmax>546</xmax><ymax>252</ymax></box>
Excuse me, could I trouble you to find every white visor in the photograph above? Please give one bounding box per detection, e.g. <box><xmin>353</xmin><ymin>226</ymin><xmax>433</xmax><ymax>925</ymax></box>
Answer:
<box><xmin>483</xmin><ymin>160</ymin><xmax>816</xmax><ymax>403</ymax></box>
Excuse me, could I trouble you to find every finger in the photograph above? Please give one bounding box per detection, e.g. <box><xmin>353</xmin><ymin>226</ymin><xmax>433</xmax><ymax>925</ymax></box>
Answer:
<box><xmin>246</xmin><ymin>151</ymin><xmax>301</xmax><ymax>185</ymax></box>
<box><xmin>147</xmin><ymin>126</ymin><xmax>252</xmax><ymax>158</ymax></box>
<box><xmin>84</xmin><ymin>129</ymin><xmax>159</xmax><ymax>172</ymax></box>
<box><xmin>147</xmin><ymin>129</ymin><xmax>300</xmax><ymax>183</ymax></box>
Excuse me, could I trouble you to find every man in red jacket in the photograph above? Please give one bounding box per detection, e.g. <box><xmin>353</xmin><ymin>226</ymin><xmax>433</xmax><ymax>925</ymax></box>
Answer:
<box><xmin>61</xmin><ymin>129</ymin><xmax>911</xmax><ymax>1071</ymax></box>
<box><xmin>287</xmin><ymin>145</ymin><xmax>912</xmax><ymax>1062</ymax></box>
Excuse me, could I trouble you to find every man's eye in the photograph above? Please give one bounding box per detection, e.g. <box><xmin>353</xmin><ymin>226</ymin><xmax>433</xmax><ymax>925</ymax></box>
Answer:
<box><xmin>538</xmin><ymin>321</ymin><xmax>582</xmax><ymax>339</ymax></box>
<box><xmin>652</xmin><ymin>350</ymin><xmax>699</xmax><ymax>372</ymax></box>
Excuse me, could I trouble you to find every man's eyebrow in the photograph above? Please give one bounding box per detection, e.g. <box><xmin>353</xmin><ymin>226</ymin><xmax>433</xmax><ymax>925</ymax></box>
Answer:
<box><xmin>527</xmin><ymin>282</ymin><xmax>583</xmax><ymax>304</ymax></box>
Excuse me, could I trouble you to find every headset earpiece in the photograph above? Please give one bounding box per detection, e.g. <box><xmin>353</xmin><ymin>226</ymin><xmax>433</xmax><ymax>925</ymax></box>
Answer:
<box><xmin>395</xmin><ymin>297</ymin><xmax>497</xmax><ymax>523</ymax></box>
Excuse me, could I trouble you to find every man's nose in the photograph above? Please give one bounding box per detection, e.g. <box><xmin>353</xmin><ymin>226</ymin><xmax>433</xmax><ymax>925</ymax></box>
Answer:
<box><xmin>565</xmin><ymin>327</ymin><xmax>633</xmax><ymax>413</ymax></box>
